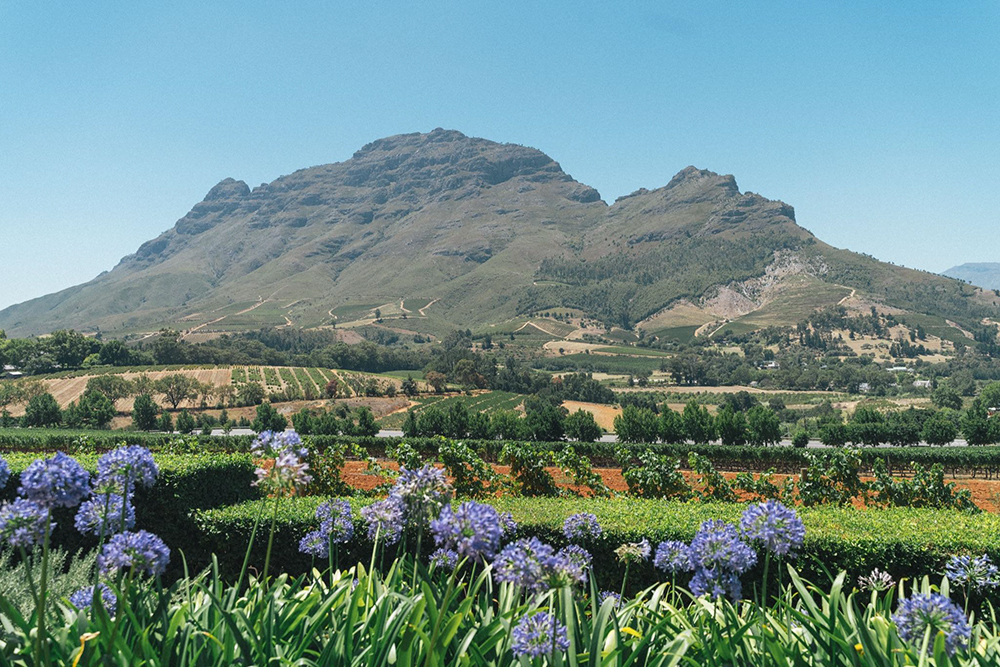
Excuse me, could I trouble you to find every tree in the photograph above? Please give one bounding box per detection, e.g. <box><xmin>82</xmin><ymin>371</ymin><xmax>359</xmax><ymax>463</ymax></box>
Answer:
<box><xmin>468</xmin><ymin>411</ymin><xmax>494</xmax><ymax>439</ymax></box>
<box><xmin>564</xmin><ymin>409</ymin><xmax>602</xmax><ymax>442</ymax></box>
<box><xmin>681</xmin><ymin>400</ymin><xmax>716</xmax><ymax>444</ymax></box>
<box><xmin>324</xmin><ymin>379</ymin><xmax>340</xmax><ymax>399</ymax></box>
<box><xmin>156</xmin><ymin>411</ymin><xmax>174</xmax><ymax>432</ymax></box>
<box><xmin>292</xmin><ymin>408</ymin><xmax>315</xmax><ymax>435</ymax></box>
<box><xmin>98</xmin><ymin>339</ymin><xmax>134</xmax><ymax>366</ymax></box>
<box><xmin>237</xmin><ymin>382</ymin><xmax>266</xmax><ymax>406</ymax></box>
<box><xmin>85</xmin><ymin>374</ymin><xmax>133</xmax><ymax>408</ymax></box>
<box><xmin>491</xmin><ymin>410</ymin><xmax>528</xmax><ymax>440</ymax></box>
<box><xmin>0</xmin><ymin>383</ymin><xmax>24</xmax><ymax>413</ymax></box>
<box><xmin>745</xmin><ymin>405</ymin><xmax>781</xmax><ymax>446</ymax></box>
<box><xmin>402</xmin><ymin>410</ymin><xmax>420</xmax><ymax>438</ymax></box>
<box><xmin>400</xmin><ymin>376</ymin><xmax>419</xmax><ymax>397</ymax></box>
<box><xmin>130</xmin><ymin>374</ymin><xmax>156</xmax><ymax>399</ymax></box>
<box><xmin>961</xmin><ymin>399</ymin><xmax>994</xmax><ymax>446</ymax></box>
<box><xmin>354</xmin><ymin>407</ymin><xmax>378</xmax><ymax>437</ymax></box>
<box><xmin>252</xmin><ymin>402</ymin><xmax>288</xmax><ymax>433</ymax></box>
<box><xmin>23</xmin><ymin>392</ymin><xmax>62</xmax><ymax>427</ymax></box>
<box><xmin>175</xmin><ymin>410</ymin><xmax>196</xmax><ymax>434</ymax></box>
<box><xmin>659</xmin><ymin>407</ymin><xmax>685</xmax><ymax>444</ymax></box>
<box><xmin>848</xmin><ymin>405</ymin><xmax>887</xmax><ymax>447</ymax></box>
<box><xmin>446</xmin><ymin>401</ymin><xmax>470</xmax><ymax>438</ymax></box>
<box><xmin>425</xmin><ymin>371</ymin><xmax>447</xmax><ymax>394</ymax></box>
<box><xmin>66</xmin><ymin>390</ymin><xmax>115</xmax><ymax>429</ymax></box>
<box><xmin>417</xmin><ymin>406</ymin><xmax>447</xmax><ymax>436</ymax></box>
<box><xmin>154</xmin><ymin>374</ymin><xmax>198</xmax><ymax>410</ymax></box>
<box><xmin>526</xmin><ymin>404</ymin><xmax>565</xmax><ymax>442</ymax></box>
<box><xmin>131</xmin><ymin>393</ymin><xmax>159</xmax><ymax>431</ymax></box>
<box><xmin>980</xmin><ymin>382</ymin><xmax>1000</xmax><ymax>411</ymax></box>
<box><xmin>819</xmin><ymin>421</ymin><xmax>849</xmax><ymax>447</ymax></box>
<box><xmin>715</xmin><ymin>406</ymin><xmax>748</xmax><ymax>447</ymax></box>
<box><xmin>922</xmin><ymin>410</ymin><xmax>958</xmax><ymax>446</ymax></box>
<box><xmin>613</xmin><ymin>405</ymin><xmax>659</xmax><ymax>443</ymax></box>
<box><xmin>931</xmin><ymin>384</ymin><xmax>963</xmax><ymax>411</ymax></box>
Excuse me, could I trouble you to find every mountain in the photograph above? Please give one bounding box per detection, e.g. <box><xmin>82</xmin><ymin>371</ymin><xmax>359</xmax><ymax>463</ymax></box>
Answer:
<box><xmin>2</xmin><ymin>129</ymin><xmax>999</xmax><ymax>341</ymax></box>
<box><xmin>944</xmin><ymin>263</ymin><xmax>1000</xmax><ymax>291</ymax></box>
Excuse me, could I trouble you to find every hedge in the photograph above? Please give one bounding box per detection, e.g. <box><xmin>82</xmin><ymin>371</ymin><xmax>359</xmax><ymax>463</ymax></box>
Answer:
<box><xmin>192</xmin><ymin>496</ymin><xmax>1000</xmax><ymax>593</ymax></box>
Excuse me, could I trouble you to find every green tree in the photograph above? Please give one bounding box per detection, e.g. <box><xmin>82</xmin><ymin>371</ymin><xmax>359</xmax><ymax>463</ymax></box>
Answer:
<box><xmin>417</xmin><ymin>406</ymin><xmax>447</xmax><ymax>436</ymax></box>
<box><xmin>23</xmin><ymin>392</ymin><xmax>62</xmax><ymax>427</ymax></box>
<box><xmin>681</xmin><ymin>400</ymin><xmax>716</xmax><ymax>444</ymax></box>
<box><xmin>745</xmin><ymin>405</ymin><xmax>782</xmax><ymax>446</ymax></box>
<box><xmin>156</xmin><ymin>411</ymin><xmax>174</xmax><ymax>432</ymax></box>
<box><xmin>922</xmin><ymin>410</ymin><xmax>958</xmax><ymax>446</ymax></box>
<box><xmin>354</xmin><ymin>406</ymin><xmax>378</xmax><ymax>437</ymax></box>
<box><xmin>961</xmin><ymin>399</ymin><xmax>994</xmax><ymax>446</ymax></box>
<box><xmin>980</xmin><ymin>382</ymin><xmax>1000</xmax><ymax>411</ymax></box>
<box><xmin>564</xmin><ymin>409</ymin><xmax>602</xmax><ymax>442</ymax></box>
<box><xmin>425</xmin><ymin>371</ymin><xmax>447</xmax><ymax>394</ymax></box>
<box><xmin>131</xmin><ymin>393</ymin><xmax>159</xmax><ymax>431</ymax></box>
<box><xmin>400</xmin><ymin>375</ymin><xmax>419</xmax><ymax>397</ymax></box>
<box><xmin>849</xmin><ymin>405</ymin><xmax>887</xmax><ymax>447</ymax></box>
<box><xmin>402</xmin><ymin>410</ymin><xmax>420</xmax><ymax>438</ymax></box>
<box><xmin>154</xmin><ymin>374</ymin><xmax>198</xmax><ymax>410</ymax></box>
<box><xmin>819</xmin><ymin>421</ymin><xmax>849</xmax><ymax>447</ymax></box>
<box><xmin>292</xmin><ymin>408</ymin><xmax>315</xmax><ymax>435</ymax></box>
<box><xmin>931</xmin><ymin>384</ymin><xmax>963</xmax><ymax>411</ymax></box>
<box><xmin>68</xmin><ymin>390</ymin><xmax>115</xmax><ymax>429</ymax></box>
<box><xmin>490</xmin><ymin>410</ymin><xmax>527</xmax><ymax>440</ymax></box>
<box><xmin>237</xmin><ymin>381</ymin><xmax>266</xmax><ymax>406</ymax></box>
<box><xmin>613</xmin><ymin>405</ymin><xmax>660</xmax><ymax>443</ymax></box>
<box><xmin>175</xmin><ymin>409</ymin><xmax>196</xmax><ymax>434</ymax></box>
<box><xmin>525</xmin><ymin>403</ymin><xmax>565</xmax><ymax>442</ymax></box>
<box><xmin>468</xmin><ymin>411</ymin><xmax>494</xmax><ymax>439</ymax></box>
<box><xmin>715</xmin><ymin>406</ymin><xmax>748</xmax><ymax>446</ymax></box>
<box><xmin>446</xmin><ymin>401</ymin><xmax>470</xmax><ymax>438</ymax></box>
<box><xmin>85</xmin><ymin>374</ymin><xmax>133</xmax><ymax>409</ymax></box>
<box><xmin>252</xmin><ymin>402</ymin><xmax>288</xmax><ymax>433</ymax></box>
<box><xmin>659</xmin><ymin>407</ymin><xmax>685</xmax><ymax>443</ymax></box>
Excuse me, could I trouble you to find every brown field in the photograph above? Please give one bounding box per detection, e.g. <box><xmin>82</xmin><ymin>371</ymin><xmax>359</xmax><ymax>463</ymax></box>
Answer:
<box><xmin>561</xmin><ymin>400</ymin><xmax>621</xmax><ymax>430</ymax></box>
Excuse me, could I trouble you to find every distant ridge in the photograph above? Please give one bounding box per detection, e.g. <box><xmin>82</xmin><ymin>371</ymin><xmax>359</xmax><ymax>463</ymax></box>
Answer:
<box><xmin>944</xmin><ymin>263</ymin><xmax>1000</xmax><ymax>291</ymax></box>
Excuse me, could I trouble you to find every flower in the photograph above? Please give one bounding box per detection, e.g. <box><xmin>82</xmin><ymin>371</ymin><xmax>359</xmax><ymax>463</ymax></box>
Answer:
<box><xmin>430</xmin><ymin>502</ymin><xmax>503</xmax><ymax>562</ymax></box>
<box><xmin>69</xmin><ymin>584</ymin><xmax>116</xmax><ymax>614</ymax></box>
<box><xmin>893</xmin><ymin>593</ymin><xmax>970</xmax><ymax>656</ymax></box>
<box><xmin>687</xmin><ymin>520</ymin><xmax>757</xmax><ymax>601</ymax></box>
<box><xmin>614</xmin><ymin>538</ymin><xmax>651</xmax><ymax>564</ymax></box>
<box><xmin>251</xmin><ymin>430</ymin><xmax>308</xmax><ymax>459</ymax></box>
<box><xmin>361</xmin><ymin>497</ymin><xmax>404</xmax><ymax>545</ymax></box>
<box><xmin>0</xmin><ymin>498</ymin><xmax>49</xmax><ymax>548</ymax></box>
<box><xmin>254</xmin><ymin>449</ymin><xmax>312</xmax><ymax>493</ymax></box>
<box><xmin>499</xmin><ymin>512</ymin><xmax>517</xmax><ymax>537</ymax></box>
<box><xmin>654</xmin><ymin>540</ymin><xmax>693</xmax><ymax>574</ymax></box>
<box><xmin>598</xmin><ymin>590</ymin><xmax>621</xmax><ymax>608</ymax></box>
<box><xmin>0</xmin><ymin>456</ymin><xmax>10</xmax><ymax>490</ymax></box>
<box><xmin>429</xmin><ymin>548</ymin><xmax>459</xmax><ymax>569</ymax></box>
<box><xmin>19</xmin><ymin>452</ymin><xmax>91</xmax><ymax>508</ymax></box>
<box><xmin>739</xmin><ymin>500</ymin><xmax>805</xmax><ymax>558</ymax></box>
<box><xmin>563</xmin><ymin>513</ymin><xmax>602</xmax><ymax>541</ymax></box>
<box><xmin>74</xmin><ymin>493</ymin><xmax>134</xmax><ymax>536</ymax></box>
<box><xmin>690</xmin><ymin>567</ymin><xmax>744</xmax><ymax>600</ymax></box>
<box><xmin>391</xmin><ymin>465</ymin><xmax>452</xmax><ymax>525</ymax></box>
<box><xmin>946</xmin><ymin>554</ymin><xmax>1000</xmax><ymax>591</ymax></box>
<box><xmin>96</xmin><ymin>446</ymin><xmax>158</xmax><ymax>494</ymax></box>
<box><xmin>493</xmin><ymin>538</ymin><xmax>592</xmax><ymax>591</ymax></box>
<box><xmin>299</xmin><ymin>529</ymin><xmax>330</xmax><ymax>558</ymax></box>
<box><xmin>316</xmin><ymin>499</ymin><xmax>355</xmax><ymax>544</ymax></box>
<box><xmin>98</xmin><ymin>530</ymin><xmax>170</xmax><ymax>577</ymax></box>
<box><xmin>511</xmin><ymin>612</ymin><xmax>570</xmax><ymax>658</ymax></box>
<box><xmin>858</xmin><ymin>568</ymin><xmax>896</xmax><ymax>592</ymax></box>
<box><xmin>549</xmin><ymin>544</ymin><xmax>592</xmax><ymax>587</ymax></box>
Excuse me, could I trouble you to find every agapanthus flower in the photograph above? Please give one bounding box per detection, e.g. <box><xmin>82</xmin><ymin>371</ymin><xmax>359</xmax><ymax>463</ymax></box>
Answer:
<box><xmin>74</xmin><ymin>493</ymin><xmax>134</xmax><ymax>536</ymax></box>
<box><xmin>689</xmin><ymin>520</ymin><xmax>757</xmax><ymax>575</ymax></box>
<box><xmin>493</xmin><ymin>538</ymin><xmax>592</xmax><ymax>591</ymax></box>
<box><xmin>0</xmin><ymin>456</ymin><xmax>10</xmax><ymax>490</ymax></box>
<box><xmin>252</xmin><ymin>430</ymin><xmax>308</xmax><ymax>459</ymax></box>
<box><xmin>19</xmin><ymin>452</ymin><xmax>91</xmax><ymax>508</ymax></box>
<box><xmin>499</xmin><ymin>512</ymin><xmax>518</xmax><ymax>537</ymax></box>
<box><xmin>598</xmin><ymin>590</ymin><xmax>621</xmax><ymax>608</ymax></box>
<box><xmin>893</xmin><ymin>593</ymin><xmax>970</xmax><ymax>656</ymax></box>
<box><xmin>739</xmin><ymin>500</ymin><xmax>805</xmax><ymax>558</ymax></box>
<box><xmin>430</xmin><ymin>501</ymin><xmax>503</xmax><ymax>562</ymax></box>
<box><xmin>690</xmin><ymin>567</ymin><xmax>744</xmax><ymax>601</ymax></box>
<box><xmin>361</xmin><ymin>497</ymin><xmax>404</xmax><ymax>545</ymax></box>
<box><xmin>98</xmin><ymin>530</ymin><xmax>170</xmax><ymax>577</ymax></box>
<box><xmin>614</xmin><ymin>538</ymin><xmax>651</xmax><ymax>564</ymax></box>
<box><xmin>429</xmin><ymin>548</ymin><xmax>459</xmax><ymax>569</ymax></box>
<box><xmin>0</xmin><ymin>498</ymin><xmax>49</xmax><ymax>548</ymax></box>
<box><xmin>563</xmin><ymin>513</ymin><xmax>602</xmax><ymax>541</ymax></box>
<box><xmin>299</xmin><ymin>529</ymin><xmax>330</xmax><ymax>558</ymax></box>
<box><xmin>946</xmin><ymin>554</ymin><xmax>1000</xmax><ymax>591</ymax></box>
<box><xmin>316</xmin><ymin>499</ymin><xmax>354</xmax><ymax>543</ymax></box>
<box><xmin>69</xmin><ymin>584</ymin><xmax>116</xmax><ymax>614</ymax></box>
<box><xmin>858</xmin><ymin>568</ymin><xmax>896</xmax><ymax>592</ymax></box>
<box><xmin>511</xmin><ymin>612</ymin><xmax>570</xmax><ymax>658</ymax></box>
<box><xmin>254</xmin><ymin>449</ymin><xmax>312</xmax><ymax>493</ymax></box>
<box><xmin>654</xmin><ymin>540</ymin><xmax>693</xmax><ymax>574</ymax></box>
<box><xmin>548</xmin><ymin>544</ymin><xmax>592</xmax><ymax>588</ymax></box>
<box><xmin>390</xmin><ymin>465</ymin><xmax>452</xmax><ymax>525</ymax></box>
<box><xmin>96</xmin><ymin>446</ymin><xmax>158</xmax><ymax>494</ymax></box>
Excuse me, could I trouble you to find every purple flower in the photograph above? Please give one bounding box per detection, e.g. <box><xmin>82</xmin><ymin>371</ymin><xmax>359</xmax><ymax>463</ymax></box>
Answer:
<box><xmin>69</xmin><ymin>584</ymin><xmax>116</xmax><ymax>614</ymax></box>
<box><xmin>0</xmin><ymin>457</ymin><xmax>10</xmax><ymax>490</ymax></box>
<box><xmin>499</xmin><ymin>512</ymin><xmax>517</xmax><ymax>537</ymax></box>
<box><xmin>299</xmin><ymin>529</ymin><xmax>330</xmax><ymax>558</ymax></box>
<box><xmin>689</xmin><ymin>520</ymin><xmax>757</xmax><ymax>575</ymax></box>
<box><xmin>550</xmin><ymin>544</ymin><xmax>592</xmax><ymax>587</ymax></box>
<box><xmin>429</xmin><ymin>548</ymin><xmax>459</xmax><ymax>569</ymax></box>
<box><xmin>96</xmin><ymin>446</ymin><xmax>158</xmax><ymax>494</ymax></box>
<box><xmin>361</xmin><ymin>497</ymin><xmax>404</xmax><ymax>545</ymax></box>
<box><xmin>946</xmin><ymin>554</ymin><xmax>1000</xmax><ymax>591</ymax></box>
<box><xmin>74</xmin><ymin>493</ymin><xmax>134</xmax><ymax>536</ymax></box>
<box><xmin>563</xmin><ymin>513</ymin><xmax>602</xmax><ymax>541</ymax></box>
<box><xmin>893</xmin><ymin>593</ymin><xmax>970</xmax><ymax>656</ymax></box>
<box><xmin>493</xmin><ymin>538</ymin><xmax>592</xmax><ymax>591</ymax></box>
<box><xmin>511</xmin><ymin>612</ymin><xmax>570</xmax><ymax>658</ymax></box>
<box><xmin>0</xmin><ymin>498</ymin><xmax>49</xmax><ymax>548</ymax></box>
<box><xmin>254</xmin><ymin>450</ymin><xmax>312</xmax><ymax>493</ymax></box>
<box><xmin>19</xmin><ymin>452</ymin><xmax>91</xmax><ymax>508</ymax></box>
<box><xmin>739</xmin><ymin>501</ymin><xmax>805</xmax><ymax>558</ymax></box>
<box><xmin>614</xmin><ymin>538</ymin><xmax>651</xmax><ymax>564</ymax></box>
<box><xmin>316</xmin><ymin>499</ymin><xmax>354</xmax><ymax>544</ymax></box>
<box><xmin>654</xmin><ymin>540</ymin><xmax>693</xmax><ymax>574</ymax></box>
<box><xmin>391</xmin><ymin>465</ymin><xmax>452</xmax><ymax>525</ymax></box>
<box><xmin>690</xmin><ymin>567</ymin><xmax>744</xmax><ymax>601</ymax></box>
<box><xmin>598</xmin><ymin>590</ymin><xmax>621</xmax><ymax>608</ymax></box>
<box><xmin>98</xmin><ymin>530</ymin><xmax>170</xmax><ymax>577</ymax></box>
<box><xmin>252</xmin><ymin>430</ymin><xmax>308</xmax><ymax>459</ymax></box>
<box><xmin>430</xmin><ymin>501</ymin><xmax>503</xmax><ymax>562</ymax></box>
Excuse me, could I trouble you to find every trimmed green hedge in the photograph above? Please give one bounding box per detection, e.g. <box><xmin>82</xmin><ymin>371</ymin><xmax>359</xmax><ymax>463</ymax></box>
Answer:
<box><xmin>193</xmin><ymin>496</ymin><xmax>1000</xmax><ymax>592</ymax></box>
<box><xmin>0</xmin><ymin>429</ymin><xmax>254</xmax><ymax>452</ymax></box>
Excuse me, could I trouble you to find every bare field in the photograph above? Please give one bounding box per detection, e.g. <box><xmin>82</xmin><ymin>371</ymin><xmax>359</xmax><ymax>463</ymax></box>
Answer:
<box><xmin>561</xmin><ymin>400</ymin><xmax>621</xmax><ymax>430</ymax></box>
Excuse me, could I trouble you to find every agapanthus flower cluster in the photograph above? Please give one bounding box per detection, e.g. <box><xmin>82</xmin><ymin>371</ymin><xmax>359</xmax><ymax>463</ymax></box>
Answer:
<box><xmin>511</xmin><ymin>612</ymin><xmax>570</xmax><ymax>658</ymax></box>
<box><xmin>492</xmin><ymin>537</ymin><xmax>592</xmax><ymax>591</ymax></box>
<box><xmin>299</xmin><ymin>500</ymin><xmax>355</xmax><ymax>557</ymax></box>
<box><xmin>429</xmin><ymin>548</ymin><xmax>459</xmax><ymax>569</ymax></box>
<box><xmin>946</xmin><ymin>554</ymin><xmax>1000</xmax><ymax>591</ymax></box>
<box><xmin>390</xmin><ymin>465</ymin><xmax>452</xmax><ymax>525</ymax></box>
<box><xmin>98</xmin><ymin>530</ymin><xmax>171</xmax><ymax>577</ymax></box>
<box><xmin>739</xmin><ymin>500</ymin><xmax>805</xmax><ymax>558</ymax></box>
<box><xmin>858</xmin><ymin>568</ymin><xmax>896</xmax><ymax>592</ymax></box>
<box><xmin>69</xmin><ymin>584</ymin><xmax>117</xmax><ymax>614</ymax></box>
<box><xmin>74</xmin><ymin>493</ymin><xmax>134</xmax><ymax>536</ymax></box>
<box><xmin>254</xmin><ymin>449</ymin><xmax>312</xmax><ymax>494</ymax></box>
<box><xmin>500</xmin><ymin>512</ymin><xmax>517</xmax><ymax>537</ymax></box>
<box><xmin>563</xmin><ymin>513</ymin><xmax>602</xmax><ymax>541</ymax></box>
<box><xmin>251</xmin><ymin>430</ymin><xmax>308</xmax><ymax>459</ymax></box>
<box><xmin>361</xmin><ymin>497</ymin><xmax>404</xmax><ymax>545</ymax></box>
<box><xmin>0</xmin><ymin>456</ymin><xmax>10</xmax><ymax>490</ymax></box>
<box><xmin>96</xmin><ymin>446</ymin><xmax>158</xmax><ymax>494</ymax></box>
<box><xmin>614</xmin><ymin>538</ymin><xmax>651</xmax><ymax>564</ymax></box>
<box><xmin>19</xmin><ymin>452</ymin><xmax>91</xmax><ymax>508</ymax></box>
<box><xmin>893</xmin><ymin>593</ymin><xmax>970</xmax><ymax>656</ymax></box>
<box><xmin>654</xmin><ymin>540</ymin><xmax>693</xmax><ymax>574</ymax></box>
<box><xmin>430</xmin><ymin>501</ymin><xmax>504</xmax><ymax>562</ymax></box>
<box><xmin>598</xmin><ymin>590</ymin><xmax>622</xmax><ymax>608</ymax></box>
<box><xmin>687</xmin><ymin>520</ymin><xmax>757</xmax><ymax>600</ymax></box>
<box><xmin>0</xmin><ymin>498</ymin><xmax>49</xmax><ymax>548</ymax></box>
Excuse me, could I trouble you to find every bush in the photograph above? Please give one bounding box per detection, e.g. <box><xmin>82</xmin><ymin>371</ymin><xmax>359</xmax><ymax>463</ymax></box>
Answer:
<box><xmin>791</xmin><ymin>429</ymin><xmax>810</xmax><ymax>448</ymax></box>
<box><xmin>22</xmin><ymin>392</ymin><xmax>62</xmax><ymax>427</ymax></box>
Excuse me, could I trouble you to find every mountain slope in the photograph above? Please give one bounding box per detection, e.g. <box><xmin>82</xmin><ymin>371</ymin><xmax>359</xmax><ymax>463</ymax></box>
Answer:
<box><xmin>945</xmin><ymin>263</ymin><xmax>1000</xmax><ymax>291</ymax></box>
<box><xmin>2</xmin><ymin>129</ymin><xmax>998</xmax><ymax>339</ymax></box>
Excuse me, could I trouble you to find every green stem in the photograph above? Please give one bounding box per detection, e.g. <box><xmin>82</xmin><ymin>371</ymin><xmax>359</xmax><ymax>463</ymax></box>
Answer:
<box><xmin>236</xmin><ymin>496</ymin><xmax>268</xmax><ymax>592</ymax></box>
<box><xmin>36</xmin><ymin>509</ymin><xmax>52</xmax><ymax>667</ymax></box>
<box><xmin>761</xmin><ymin>553</ymin><xmax>771</xmax><ymax>607</ymax></box>
<box><xmin>411</xmin><ymin>526</ymin><xmax>423</xmax><ymax>591</ymax></box>
<box><xmin>261</xmin><ymin>493</ymin><xmax>283</xmax><ymax>585</ymax></box>
<box><xmin>619</xmin><ymin>562</ymin><xmax>631</xmax><ymax>601</ymax></box>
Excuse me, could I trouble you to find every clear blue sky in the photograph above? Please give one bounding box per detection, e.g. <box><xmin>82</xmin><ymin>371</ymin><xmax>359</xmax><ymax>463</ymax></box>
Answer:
<box><xmin>1</xmin><ymin>0</ymin><xmax>998</xmax><ymax>311</ymax></box>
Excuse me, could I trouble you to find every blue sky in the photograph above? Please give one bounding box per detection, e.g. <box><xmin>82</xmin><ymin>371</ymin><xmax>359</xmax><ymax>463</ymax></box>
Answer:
<box><xmin>1</xmin><ymin>0</ymin><xmax>998</xmax><ymax>311</ymax></box>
